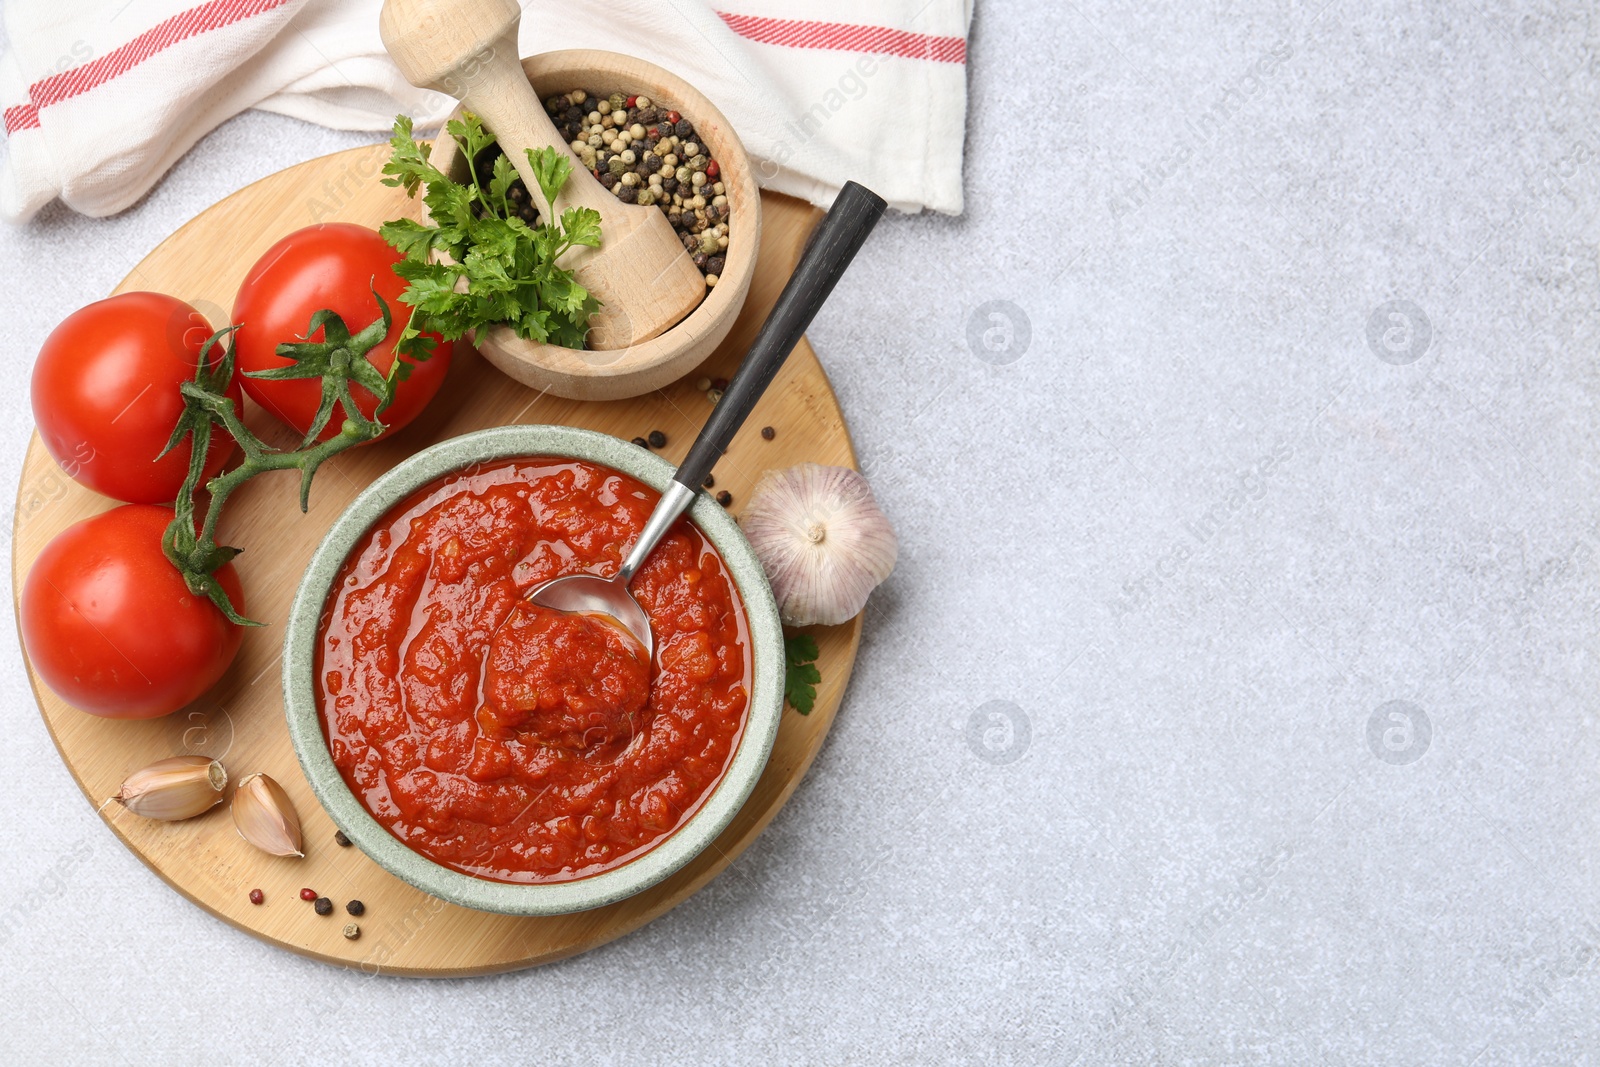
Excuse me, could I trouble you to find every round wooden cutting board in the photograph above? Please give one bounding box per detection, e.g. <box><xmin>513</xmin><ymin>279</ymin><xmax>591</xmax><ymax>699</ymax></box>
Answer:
<box><xmin>10</xmin><ymin>143</ymin><xmax>861</xmax><ymax>976</ymax></box>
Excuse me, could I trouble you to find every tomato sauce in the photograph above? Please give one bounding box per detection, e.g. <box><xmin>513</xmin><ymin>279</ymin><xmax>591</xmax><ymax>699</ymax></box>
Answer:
<box><xmin>317</xmin><ymin>457</ymin><xmax>751</xmax><ymax>883</ymax></box>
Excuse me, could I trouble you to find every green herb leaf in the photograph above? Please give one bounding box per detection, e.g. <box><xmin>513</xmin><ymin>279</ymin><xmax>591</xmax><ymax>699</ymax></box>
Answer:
<box><xmin>379</xmin><ymin>114</ymin><xmax>435</xmax><ymax>197</ymax></box>
<box><xmin>538</xmin><ymin>270</ymin><xmax>589</xmax><ymax>317</ymax></box>
<box><xmin>377</xmin><ymin>217</ymin><xmax>436</xmax><ymax>261</ymax></box>
<box><xmin>488</xmin><ymin>153</ymin><xmax>520</xmax><ymax>216</ymax></box>
<box><xmin>391</xmin><ymin>308</ymin><xmax>437</xmax><ymax>372</ymax></box>
<box><xmin>526</xmin><ymin>146</ymin><xmax>572</xmax><ymax>210</ymax></box>
<box><xmin>446</xmin><ymin>113</ymin><xmax>497</xmax><ymax>178</ymax></box>
<box><xmin>380</xmin><ymin>114</ymin><xmax>601</xmax><ymax>352</ymax></box>
<box><xmin>784</xmin><ymin>634</ymin><xmax>822</xmax><ymax>715</ymax></box>
<box><xmin>560</xmin><ymin>206</ymin><xmax>603</xmax><ymax>251</ymax></box>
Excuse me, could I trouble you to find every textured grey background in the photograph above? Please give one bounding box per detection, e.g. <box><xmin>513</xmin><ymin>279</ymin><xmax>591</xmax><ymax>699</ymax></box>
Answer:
<box><xmin>4</xmin><ymin>0</ymin><xmax>1600</xmax><ymax>1063</ymax></box>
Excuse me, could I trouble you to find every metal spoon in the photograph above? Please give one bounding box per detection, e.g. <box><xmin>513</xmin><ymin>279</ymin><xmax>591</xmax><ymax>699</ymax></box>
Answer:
<box><xmin>526</xmin><ymin>181</ymin><xmax>888</xmax><ymax>658</ymax></box>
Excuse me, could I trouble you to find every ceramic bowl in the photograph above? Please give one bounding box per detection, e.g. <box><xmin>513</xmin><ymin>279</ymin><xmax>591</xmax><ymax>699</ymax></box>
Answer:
<box><xmin>281</xmin><ymin>425</ymin><xmax>783</xmax><ymax>916</ymax></box>
<box><xmin>427</xmin><ymin>49</ymin><xmax>762</xmax><ymax>401</ymax></box>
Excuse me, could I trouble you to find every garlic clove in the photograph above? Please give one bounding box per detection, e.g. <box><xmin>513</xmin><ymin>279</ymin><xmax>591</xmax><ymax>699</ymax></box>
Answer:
<box><xmin>232</xmin><ymin>773</ymin><xmax>305</xmax><ymax>858</ymax></box>
<box><xmin>739</xmin><ymin>464</ymin><xmax>898</xmax><ymax>627</ymax></box>
<box><xmin>112</xmin><ymin>756</ymin><xmax>228</xmax><ymax>821</ymax></box>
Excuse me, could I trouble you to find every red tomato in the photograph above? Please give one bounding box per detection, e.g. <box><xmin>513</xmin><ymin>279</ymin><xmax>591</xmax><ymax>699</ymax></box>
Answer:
<box><xmin>21</xmin><ymin>505</ymin><xmax>243</xmax><ymax>719</ymax></box>
<box><xmin>31</xmin><ymin>292</ymin><xmax>242</xmax><ymax>504</ymax></box>
<box><xmin>232</xmin><ymin>223</ymin><xmax>451</xmax><ymax>441</ymax></box>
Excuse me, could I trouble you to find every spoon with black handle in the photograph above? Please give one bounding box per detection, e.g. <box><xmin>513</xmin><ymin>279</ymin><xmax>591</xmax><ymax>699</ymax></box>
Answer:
<box><xmin>525</xmin><ymin>181</ymin><xmax>888</xmax><ymax>658</ymax></box>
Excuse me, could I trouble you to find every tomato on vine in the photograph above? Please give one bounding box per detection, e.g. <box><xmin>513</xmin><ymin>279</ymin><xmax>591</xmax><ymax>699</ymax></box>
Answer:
<box><xmin>31</xmin><ymin>293</ymin><xmax>242</xmax><ymax>504</ymax></box>
<box><xmin>231</xmin><ymin>223</ymin><xmax>451</xmax><ymax>443</ymax></box>
<box><xmin>21</xmin><ymin>505</ymin><xmax>244</xmax><ymax>718</ymax></box>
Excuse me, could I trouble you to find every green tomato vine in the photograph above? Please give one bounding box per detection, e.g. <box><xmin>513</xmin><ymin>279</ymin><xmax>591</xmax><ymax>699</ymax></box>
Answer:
<box><xmin>159</xmin><ymin>296</ymin><xmax>405</xmax><ymax>625</ymax></box>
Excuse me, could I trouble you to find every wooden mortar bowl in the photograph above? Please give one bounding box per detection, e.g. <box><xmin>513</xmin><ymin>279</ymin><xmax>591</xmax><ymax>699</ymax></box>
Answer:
<box><xmin>427</xmin><ymin>49</ymin><xmax>761</xmax><ymax>401</ymax></box>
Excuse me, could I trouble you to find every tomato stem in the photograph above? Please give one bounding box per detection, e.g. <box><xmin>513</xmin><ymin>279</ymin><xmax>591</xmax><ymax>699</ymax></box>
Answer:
<box><xmin>160</xmin><ymin>299</ymin><xmax>399</xmax><ymax>625</ymax></box>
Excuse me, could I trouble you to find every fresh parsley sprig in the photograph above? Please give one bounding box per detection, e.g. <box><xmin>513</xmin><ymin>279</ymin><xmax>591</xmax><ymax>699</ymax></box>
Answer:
<box><xmin>784</xmin><ymin>634</ymin><xmax>822</xmax><ymax>715</ymax></box>
<box><xmin>379</xmin><ymin>113</ymin><xmax>602</xmax><ymax>354</ymax></box>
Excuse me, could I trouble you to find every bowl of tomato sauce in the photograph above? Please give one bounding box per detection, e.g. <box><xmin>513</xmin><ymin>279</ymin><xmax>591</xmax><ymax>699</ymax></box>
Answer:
<box><xmin>282</xmin><ymin>425</ymin><xmax>783</xmax><ymax>915</ymax></box>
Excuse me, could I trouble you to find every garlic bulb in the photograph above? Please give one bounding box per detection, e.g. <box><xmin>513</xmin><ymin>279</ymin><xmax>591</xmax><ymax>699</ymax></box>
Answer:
<box><xmin>112</xmin><ymin>756</ymin><xmax>228</xmax><ymax>820</ymax></box>
<box><xmin>232</xmin><ymin>773</ymin><xmax>305</xmax><ymax>858</ymax></box>
<box><xmin>739</xmin><ymin>464</ymin><xmax>897</xmax><ymax>626</ymax></box>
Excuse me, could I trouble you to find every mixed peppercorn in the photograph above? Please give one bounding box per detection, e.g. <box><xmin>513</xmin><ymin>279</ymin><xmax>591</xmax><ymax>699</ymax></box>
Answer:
<box><xmin>626</xmin><ymin>390</ymin><xmax>780</xmax><ymax>509</ymax></box>
<box><xmin>695</xmin><ymin>375</ymin><xmax>729</xmax><ymax>405</ymax></box>
<box><xmin>559</xmin><ymin>89</ymin><xmax>730</xmax><ymax>286</ymax></box>
<box><xmin>245</xmin><ymin>833</ymin><xmax>370</xmax><ymax>940</ymax></box>
<box><xmin>469</xmin><ymin>89</ymin><xmax>731</xmax><ymax>289</ymax></box>
<box><xmin>258</xmin><ymin>882</ymin><xmax>365</xmax><ymax>941</ymax></box>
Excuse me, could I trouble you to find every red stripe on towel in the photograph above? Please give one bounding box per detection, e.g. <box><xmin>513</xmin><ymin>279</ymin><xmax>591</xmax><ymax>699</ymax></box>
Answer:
<box><xmin>5</xmin><ymin>0</ymin><xmax>296</xmax><ymax>135</ymax></box>
<box><xmin>715</xmin><ymin>11</ymin><xmax>966</xmax><ymax>64</ymax></box>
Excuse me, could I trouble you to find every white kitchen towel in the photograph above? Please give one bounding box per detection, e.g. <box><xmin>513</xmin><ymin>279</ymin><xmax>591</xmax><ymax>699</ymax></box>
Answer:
<box><xmin>0</xmin><ymin>0</ymin><xmax>971</xmax><ymax>223</ymax></box>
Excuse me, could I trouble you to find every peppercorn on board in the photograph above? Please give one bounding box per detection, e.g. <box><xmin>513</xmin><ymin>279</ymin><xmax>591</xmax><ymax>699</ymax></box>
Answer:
<box><xmin>10</xmin><ymin>144</ymin><xmax>862</xmax><ymax>976</ymax></box>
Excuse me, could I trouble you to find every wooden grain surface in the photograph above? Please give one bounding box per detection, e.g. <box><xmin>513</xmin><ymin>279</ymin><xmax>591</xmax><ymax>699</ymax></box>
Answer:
<box><xmin>9</xmin><ymin>144</ymin><xmax>860</xmax><ymax>976</ymax></box>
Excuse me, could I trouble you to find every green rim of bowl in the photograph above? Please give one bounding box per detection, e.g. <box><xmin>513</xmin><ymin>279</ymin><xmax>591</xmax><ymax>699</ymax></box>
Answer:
<box><xmin>282</xmin><ymin>425</ymin><xmax>784</xmax><ymax>916</ymax></box>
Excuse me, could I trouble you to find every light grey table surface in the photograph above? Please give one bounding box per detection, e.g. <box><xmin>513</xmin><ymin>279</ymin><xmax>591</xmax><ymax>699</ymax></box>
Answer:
<box><xmin>5</xmin><ymin>2</ymin><xmax>1600</xmax><ymax>1064</ymax></box>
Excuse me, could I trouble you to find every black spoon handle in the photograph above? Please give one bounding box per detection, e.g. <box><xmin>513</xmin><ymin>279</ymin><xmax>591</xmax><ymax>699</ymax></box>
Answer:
<box><xmin>674</xmin><ymin>180</ymin><xmax>887</xmax><ymax>492</ymax></box>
